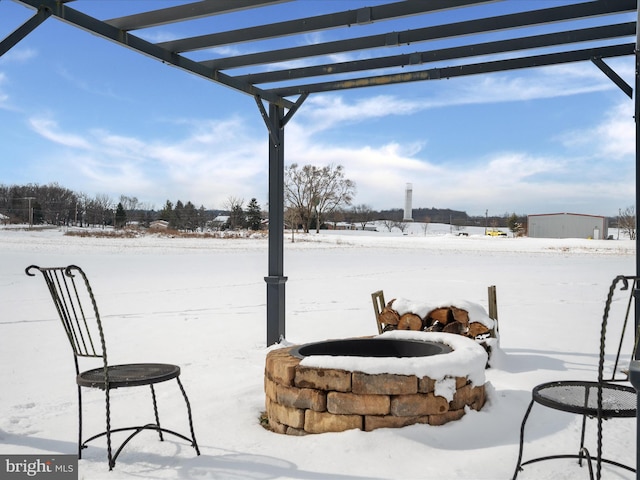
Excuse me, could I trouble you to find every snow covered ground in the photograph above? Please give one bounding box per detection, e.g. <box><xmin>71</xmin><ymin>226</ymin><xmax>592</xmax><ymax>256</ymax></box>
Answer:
<box><xmin>0</xmin><ymin>224</ymin><xmax>637</xmax><ymax>479</ymax></box>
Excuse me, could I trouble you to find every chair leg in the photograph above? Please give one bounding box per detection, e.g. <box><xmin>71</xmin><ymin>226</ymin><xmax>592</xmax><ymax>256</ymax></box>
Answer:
<box><xmin>512</xmin><ymin>398</ymin><xmax>535</xmax><ymax>480</ymax></box>
<box><xmin>579</xmin><ymin>447</ymin><xmax>595</xmax><ymax>480</ymax></box>
<box><xmin>176</xmin><ymin>377</ymin><xmax>200</xmax><ymax>455</ymax></box>
<box><xmin>578</xmin><ymin>413</ymin><xmax>588</xmax><ymax>466</ymax></box>
<box><xmin>105</xmin><ymin>389</ymin><xmax>114</xmax><ymax>470</ymax></box>
<box><xmin>77</xmin><ymin>385</ymin><xmax>83</xmax><ymax>459</ymax></box>
<box><xmin>150</xmin><ymin>385</ymin><xmax>164</xmax><ymax>442</ymax></box>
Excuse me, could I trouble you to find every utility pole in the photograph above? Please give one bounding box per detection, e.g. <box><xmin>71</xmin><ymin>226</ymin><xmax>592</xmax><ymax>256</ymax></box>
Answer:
<box><xmin>19</xmin><ymin>197</ymin><xmax>35</xmax><ymax>227</ymax></box>
<box><xmin>485</xmin><ymin>209</ymin><xmax>488</xmax><ymax>235</ymax></box>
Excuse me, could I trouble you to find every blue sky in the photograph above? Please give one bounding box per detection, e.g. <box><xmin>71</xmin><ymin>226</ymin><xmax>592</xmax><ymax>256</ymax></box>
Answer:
<box><xmin>0</xmin><ymin>1</ymin><xmax>636</xmax><ymax>217</ymax></box>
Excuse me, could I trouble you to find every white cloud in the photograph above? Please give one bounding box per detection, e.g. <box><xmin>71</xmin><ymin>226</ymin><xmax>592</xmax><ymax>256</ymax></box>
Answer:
<box><xmin>291</xmin><ymin>59</ymin><xmax>632</xmax><ymax>138</ymax></box>
<box><xmin>0</xmin><ymin>73</ymin><xmax>8</xmax><ymax>108</ymax></box>
<box><xmin>591</xmin><ymin>101</ymin><xmax>634</xmax><ymax>159</ymax></box>
<box><xmin>424</xmin><ymin>61</ymin><xmax>628</xmax><ymax>109</ymax></box>
<box><xmin>286</xmin><ymin>88</ymin><xmax>634</xmax><ymax>215</ymax></box>
<box><xmin>0</xmin><ymin>47</ymin><xmax>38</xmax><ymax>111</ymax></box>
<box><xmin>22</xmin><ymin>55</ymin><xmax>636</xmax><ymax>216</ymax></box>
<box><xmin>137</xmin><ymin>30</ymin><xmax>181</xmax><ymax>44</ymax></box>
<box><xmin>559</xmin><ymin>100</ymin><xmax>635</xmax><ymax>160</ymax></box>
<box><xmin>56</xmin><ymin>66</ymin><xmax>127</xmax><ymax>101</ymax></box>
<box><xmin>25</xmin><ymin>113</ymin><xmax>269</xmax><ymax>208</ymax></box>
<box><xmin>28</xmin><ymin>116</ymin><xmax>92</xmax><ymax>149</ymax></box>
<box><xmin>297</xmin><ymin>94</ymin><xmax>423</xmax><ymax>133</ymax></box>
<box><xmin>0</xmin><ymin>47</ymin><xmax>36</xmax><ymax>64</ymax></box>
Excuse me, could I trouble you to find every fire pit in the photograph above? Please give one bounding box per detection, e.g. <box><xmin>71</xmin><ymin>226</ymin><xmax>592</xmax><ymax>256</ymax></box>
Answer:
<box><xmin>264</xmin><ymin>331</ymin><xmax>488</xmax><ymax>435</ymax></box>
<box><xmin>291</xmin><ymin>337</ymin><xmax>453</xmax><ymax>359</ymax></box>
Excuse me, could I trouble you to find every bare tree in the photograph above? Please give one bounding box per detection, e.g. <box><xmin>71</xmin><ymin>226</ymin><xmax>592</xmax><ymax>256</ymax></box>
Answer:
<box><xmin>395</xmin><ymin>221</ymin><xmax>408</xmax><ymax>233</ymax></box>
<box><xmin>619</xmin><ymin>205</ymin><xmax>636</xmax><ymax>240</ymax></box>
<box><xmin>92</xmin><ymin>193</ymin><xmax>113</xmax><ymax>228</ymax></box>
<box><xmin>76</xmin><ymin>192</ymin><xmax>92</xmax><ymax>227</ymax></box>
<box><xmin>284</xmin><ymin>163</ymin><xmax>356</xmax><ymax>233</ymax></box>
<box><xmin>224</xmin><ymin>196</ymin><xmax>245</xmax><ymax>230</ymax></box>
<box><xmin>352</xmin><ymin>204</ymin><xmax>375</xmax><ymax>230</ymax></box>
<box><xmin>381</xmin><ymin>219</ymin><xmax>395</xmax><ymax>232</ymax></box>
<box><xmin>422</xmin><ymin>215</ymin><xmax>431</xmax><ymax>236</ymax></box>
<box><xmin>284</xmin><ymin>206</ymin><xmax>303</xmax><ymax>242</ymax></box>
<box><xmin>119</xmin><ymin>195</ymin><xmax>141</xmax><ymax>225</ymax></box>
<box><xmin>284</xmin><ymin>164</ymin><xmax>316</xmax><ymax>233</ymax></box>
<box><xmin>313</xmin><ymin>164</ymin><xmax>355</xmax><ymax>233</ymax></box>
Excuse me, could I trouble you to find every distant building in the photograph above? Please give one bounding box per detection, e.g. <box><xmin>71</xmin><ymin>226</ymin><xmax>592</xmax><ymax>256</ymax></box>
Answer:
<box><xmin>326</xmin><ymin>222</ymin><xmax>356</xmax><ymax>230</ymax></box>
<box><xmin>527</xmin><ymin>213</ymin><xmax>608</xmax><ymax>239</ymax></box>
<box><xmin>149</xmin><ymin>220</ymin><xmax>169</xmax><ymax>230</ymax></box>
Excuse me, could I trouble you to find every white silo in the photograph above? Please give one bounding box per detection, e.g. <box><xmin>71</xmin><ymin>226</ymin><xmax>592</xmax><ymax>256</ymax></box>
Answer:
<box><xmin>403</xmin><ymin>183</ymin><xmax>413</xmax><ymax>221</ymax></box>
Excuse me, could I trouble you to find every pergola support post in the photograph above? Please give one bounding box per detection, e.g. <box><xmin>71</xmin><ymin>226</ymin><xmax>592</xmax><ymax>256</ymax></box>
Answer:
<box><xmin>256</xmin><ymin>94</ymin><xmax>307</xmax><ymax>346</ymax></box>
<box><xmin>632</xmin><ymin>4</ymin><xmax>640</xmax><ymax>480</ymax></box>
<box><xmin>263</xmin><ymin>101</ymin><xmax>287</xmax><ymax>346</ymax></box>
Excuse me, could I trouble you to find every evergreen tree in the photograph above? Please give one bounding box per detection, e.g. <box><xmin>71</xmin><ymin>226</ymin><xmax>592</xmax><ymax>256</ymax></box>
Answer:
<box><xmin>159</xmin><ymin>200</ymin><xmax>174</xmax><ymax>225</ymax></box>
<box><xmin>227</xmin><ymin>204</ymin><xmax>246</xmax><ymax>230</ymax></box>
<box><xmin>115</xmin><ymin>202</ymin><xmax>127</xmax><ymax>228</ymax></box>
<box><xmin>246</xmin><ymin>198</ymin><xmax>262</xmax><ymax>231</ymax></box>
<box><xmin>174</xmin><ymin>200</ymin><xmax>185</xmax><ymax>229</ymax></box>
<box><xmin>197</xmin><ymin>205</ymin><xmax>207</xmax><ymax>231</ymax></box>
<box><xmin>183</xmin><ymin>201</ymin><xmax>197</xmax><ymax>231</ymax></box>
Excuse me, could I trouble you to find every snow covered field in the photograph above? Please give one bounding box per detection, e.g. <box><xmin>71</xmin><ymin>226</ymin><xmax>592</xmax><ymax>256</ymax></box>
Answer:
<box><xmin>0</xmin><ymin>224</ymin><xmax>637</xmax><ymax>479</ymax></box>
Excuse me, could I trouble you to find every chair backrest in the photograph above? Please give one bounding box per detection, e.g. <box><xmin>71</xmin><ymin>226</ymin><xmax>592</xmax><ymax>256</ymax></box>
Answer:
<box><xmin>599</xmin><ymin>275</ymin><xmax>638</xmax><ymax>383</ymax></box>
<box><xmin>26</xmin><ymin>265</ymin><xmax>107</xmax><ymax>363</ymax></box>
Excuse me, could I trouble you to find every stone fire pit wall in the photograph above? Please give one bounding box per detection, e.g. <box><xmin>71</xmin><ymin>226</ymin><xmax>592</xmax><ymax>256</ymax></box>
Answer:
<box><xmin>264</xmin><ymin>332</ymin><xmax>487</xmax><ymax>435</ymax></box>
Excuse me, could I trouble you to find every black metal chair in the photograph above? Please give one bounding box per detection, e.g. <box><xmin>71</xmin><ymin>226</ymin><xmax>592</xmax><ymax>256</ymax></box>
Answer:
<box><xmin>26</xmin><ymin>265</ymin><xmax>200</xmax><ymax>470</ymax></box>
<box><xmin>512</xmin><ymin>275</ymin><xmax>638</xmax><ymax>480</ymax></box>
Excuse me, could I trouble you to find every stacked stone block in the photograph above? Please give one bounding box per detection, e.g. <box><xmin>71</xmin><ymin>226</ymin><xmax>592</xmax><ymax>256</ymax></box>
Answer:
<box><xmin>264</xmin><ymin>345</ymin><xmax>486</xmax><ymax>435</ymax></box>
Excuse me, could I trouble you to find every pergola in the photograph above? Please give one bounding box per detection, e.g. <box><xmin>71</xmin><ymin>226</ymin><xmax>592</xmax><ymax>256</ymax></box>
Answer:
<box><xmin>1</xmin><ymin>0</ymin><xmax>638</xmax><ymax>348</ymax></box>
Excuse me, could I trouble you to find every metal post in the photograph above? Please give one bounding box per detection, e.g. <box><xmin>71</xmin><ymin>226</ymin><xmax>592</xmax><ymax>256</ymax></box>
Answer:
<box><xmin>632</xmin><ymin>5</ymin><xmax>640</xmax><ymax>480</ymax></box>
<box><xmin>635</xmin><ymin>1</ymin><xmax>640</xmax><ymax>309</ymax></box>
<box><xmin>265</xmin><ymin>102</ymin><xmax>287</xmax><ymax>346</ymax></box>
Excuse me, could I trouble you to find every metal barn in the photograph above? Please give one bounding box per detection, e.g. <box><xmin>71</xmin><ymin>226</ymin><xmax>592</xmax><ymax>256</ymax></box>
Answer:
<box><xmin>528</xmin><ymin>213</ymin><xmax>608</xmax><ymax>239</ymax></box>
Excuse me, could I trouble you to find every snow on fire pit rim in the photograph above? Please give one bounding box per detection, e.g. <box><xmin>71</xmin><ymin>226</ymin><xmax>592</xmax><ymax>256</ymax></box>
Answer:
<box><xmin>298</xmin><ymin>330</ymin><xmax>488</xmax><ymax>388</ymax></box>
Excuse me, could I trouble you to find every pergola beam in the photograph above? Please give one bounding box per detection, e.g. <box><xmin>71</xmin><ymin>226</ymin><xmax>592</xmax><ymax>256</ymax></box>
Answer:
<box><xmin>0</xmin><ymin>7</ymin><xmax>51</xmax><ymax>57</ymax></box>
<box><xmin>13</xmin><ymin>0</ymin><xmax>293</xmax><ymax>109</ymax></box>
<box><xmin>201</xmin><ymin>0</ymin><xmax>636</xmax><ymax>71</ymax></box>
<box><xmin>239</xmin><ymin>22</ymin><xmax>636</xmax><ymax>86</ymax></box>
<box><xmin>270</xmin><ymin>43</ymin><xmax>634</xmax><ymax>97</ymax></box>
<box><xmin>105</xmin><ymin>0</ymin><xmax>293</xmax><ymax>31</ymax></box>
<box><xmin>158</xmin><ymin>0</ymin><xmax>497</xmax><ymax>53</ymax></box>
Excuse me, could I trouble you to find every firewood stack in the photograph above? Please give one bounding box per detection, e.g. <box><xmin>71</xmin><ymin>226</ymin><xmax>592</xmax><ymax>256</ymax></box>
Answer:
<box><xmin>378</xmin><ymin>300</ymin><xmax>493</xmax><ymax>341</ymax></box>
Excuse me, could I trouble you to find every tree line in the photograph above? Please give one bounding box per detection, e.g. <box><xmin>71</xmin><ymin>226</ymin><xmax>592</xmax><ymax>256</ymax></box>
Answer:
<box><xmin>0</xmin><ymin>163</ymin><xmax>358</xmax><ymax>231</ymax></box>
<box><xmin>0</xmin><ymin>183</ymin><xmax>121</xmax><ymax>227</ymax></box>
<box><xmin>0</xmin><ymin>179</ymin><xmax>632</xmax><ymax>235</ymax></box>
<box><xmin>0</xmin><ymin>182</ymin><xmax>218</xmax><ymax>229</ymax></box>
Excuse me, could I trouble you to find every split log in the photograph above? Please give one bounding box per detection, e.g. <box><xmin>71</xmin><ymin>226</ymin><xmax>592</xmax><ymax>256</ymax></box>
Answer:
<box><xmin>443</xmin><ymin>320</ymin><xmax>465</xmax><ymax>335</ymax></box>
<box><xmin>427</xmin><ymin>308</ymin><xmax>451</xmax><ymax>325</ymax></box>
<box><xmin>396</xmin><ymin>313</ymin><xmax>423</xmax><ymax>331</ymax></box>
<box><xmin>451</xmin><ymin>307</ymin><xmax>470</xmax><ymax>327</ymax></box>
<box><xmin>468</xmin><ymin>322</ymin><xmax>491</xmax><ymax>340</ymax></box>
<box><xmin>379</xmin><ymin>307</ymin><xmax>400</xmax><ymax>326</ymax></box>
